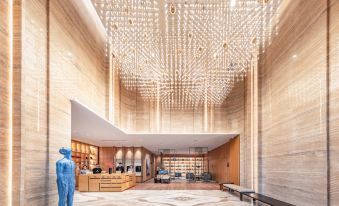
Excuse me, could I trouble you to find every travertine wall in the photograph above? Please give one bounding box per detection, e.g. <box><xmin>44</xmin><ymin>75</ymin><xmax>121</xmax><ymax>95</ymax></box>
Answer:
<box><xmin>258</xmin><ymin>0</ymin><xmax>332</xmax><ymax>205</ymax></box>
<box><xmin>114</xmin><ymin>81</ymin><xmax>245</xmax><ymax>135</ymax></box>
<box><xmin>119</xmin><ymin>86</ymin><xmax>137</xmax><ymax>132</ymax></box>
<box><xmin>2</xmin><ymin>0</ymin><xmax>338</xmax><ymax>205</ymax></box>
<box><xmin>6</xmin><ymin>0</ymin><xmax>108</xmax><ymax>205</ymax></box>
<box><xmin>330</xmin><ymin>0</ymin><xmax>339</xmax><ymax>205</ymax></box>
<box><xmin>0</xmin><ymin>0</ymin><xmax>11</xmax><ymax>205</ymax></box>
<box><xmin>209</xmin><ymin>2</ymin><xmax>339</xmax><ymax>205</ymax></box>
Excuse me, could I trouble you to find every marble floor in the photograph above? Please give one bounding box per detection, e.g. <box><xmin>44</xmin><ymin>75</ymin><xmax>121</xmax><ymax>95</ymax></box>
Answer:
<box><xmin>130</xmin><ymin>182</ymin><xmax>220</xmax><ymax>190</ymax></box>
<box><xmin>74</xmin><ymin>190</ymin><xmax>260</xmax><ymax>206</ymax></box>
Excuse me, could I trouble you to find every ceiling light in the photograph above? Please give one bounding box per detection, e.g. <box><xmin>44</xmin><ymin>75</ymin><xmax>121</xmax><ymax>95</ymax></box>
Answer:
<box><xmin>92</xmin><ymin>0</ymin><xmax>282</xmax><ymax>109</ymax></box>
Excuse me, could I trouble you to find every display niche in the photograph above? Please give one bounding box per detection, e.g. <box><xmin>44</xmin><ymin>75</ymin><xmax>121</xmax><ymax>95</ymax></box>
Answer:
<box><xmin>71</xmin><ymin>140</ymin><xmax>98</xmax><ymax>172</ymax></box>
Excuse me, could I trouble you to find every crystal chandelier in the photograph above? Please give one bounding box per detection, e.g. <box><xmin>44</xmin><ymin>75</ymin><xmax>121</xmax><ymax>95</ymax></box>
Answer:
<box><xmin>92</xmin><ymin>0</ymin><xmax>282</xmax><ymax>109</ymax></box>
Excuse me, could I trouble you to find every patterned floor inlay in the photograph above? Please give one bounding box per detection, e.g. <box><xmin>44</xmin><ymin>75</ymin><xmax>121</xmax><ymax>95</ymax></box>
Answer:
<box><xmin>130</xmin><ymin>182</ymin><xmax>220</xmax><ymax>190</ymax></box>
<box><xmin>74</xmin><ymin>190</ymin><xmax>256</xmax><ymax>206</ymax></box>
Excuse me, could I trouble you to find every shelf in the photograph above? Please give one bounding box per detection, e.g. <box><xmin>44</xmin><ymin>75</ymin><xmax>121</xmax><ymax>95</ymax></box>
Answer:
<box><xmin>162</xmin><ymin>156</ymin><xmax>207</xmax><ymax>176</ymax></box>
<box><xmin>72</xmin><ymin>140</ymin><xmax>98</xmax><ymax>172</ymax></box>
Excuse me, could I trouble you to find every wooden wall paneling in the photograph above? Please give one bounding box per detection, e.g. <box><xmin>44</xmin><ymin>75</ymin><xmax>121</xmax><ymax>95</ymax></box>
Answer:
<box><xmin>229</xmin><ymin>136</ymin><xmax>240</xmax><ymax>185</ymax></box>
<box><xmin>10</xmin><ymin>1</ymin><xmax>23</xmax><ymax>205</ymax></box>
<box><xmin>99</xmin><ymin>147</ymin><xmax>114</xmax><ymax>172</ymax></box>
<box><xmin>225</xmin><ymin>142</ymin><xmax>230</xmax><ymax>182</ymax></box>
<box><xmin>208</xmin><ymin>136</ymin><xmax>240</xmax><ymax>184</ymax></box>
<box><xmin>112</xmin><ymin>146</ymin><xmax>117</xmax><ymax>172</ymax></box>
<box><xmin>99</xmin><ymin>147</ymin><xmax>154</xmax><ymax>183</ymax></box>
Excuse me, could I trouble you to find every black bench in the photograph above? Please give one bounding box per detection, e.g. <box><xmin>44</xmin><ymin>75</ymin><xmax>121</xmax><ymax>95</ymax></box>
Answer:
<box><xmin>243</xmin><ymin>193</ymin><xmax>296</xmax><ymax>206</ymax></box>
<box><xmin>223</xmin><ymin>184</ymin><xmax>254</xmax><ymax>201</ymax></box>
<box><xmin>219</xmin><ymin>182</ymin><xmax>234</xmax><ymax>190</ymax></box>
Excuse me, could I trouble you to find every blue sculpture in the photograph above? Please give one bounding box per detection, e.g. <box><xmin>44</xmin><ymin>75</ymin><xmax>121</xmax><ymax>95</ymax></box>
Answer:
<box><xmin>56</xmin><ymin>147</ymin><xmax>75</xmax><ymax>206</ymax></box>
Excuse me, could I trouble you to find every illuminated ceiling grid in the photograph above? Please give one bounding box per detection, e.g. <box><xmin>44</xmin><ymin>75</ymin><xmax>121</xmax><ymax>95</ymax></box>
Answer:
<box><xmin>92</xmin><ymin>0</ymin><xmax>282</xmax><ymax>109</ymax></box>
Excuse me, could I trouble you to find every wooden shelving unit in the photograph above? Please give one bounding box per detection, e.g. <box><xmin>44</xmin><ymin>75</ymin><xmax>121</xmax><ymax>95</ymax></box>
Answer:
<box><xmin>71</xmin><ymin>140</ymin><xmax>99</xmax><ymax>172</ymax></box>
<box><xmin>162</xmin><ymin>155</ymin><xmax>207</xmax><ymax>178</ymax></box>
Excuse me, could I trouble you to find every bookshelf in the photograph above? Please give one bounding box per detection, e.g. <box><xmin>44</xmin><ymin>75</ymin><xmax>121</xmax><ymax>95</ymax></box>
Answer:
<box><xmin>162</xmin><ymin>155</ymin><xmax>207</xmax><ymax>178</ymax></box>
<box><xmin>71</xmin><ymin>140</ymin><xmax>99</xmax><ymax>172</ymax></box>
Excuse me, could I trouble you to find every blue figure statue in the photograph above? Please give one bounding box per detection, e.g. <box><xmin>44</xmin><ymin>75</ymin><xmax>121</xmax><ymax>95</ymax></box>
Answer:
<box><xmin>56</xmin><ymin>147</ymin><xmax>75</xmax><ymax>206</ymax></box>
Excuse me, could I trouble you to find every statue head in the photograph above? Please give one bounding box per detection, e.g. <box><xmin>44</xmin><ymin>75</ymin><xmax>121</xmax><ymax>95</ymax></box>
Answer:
<box><xmin>59</xmin><ymin>147</ymin><xmax>72</xmax><ymax>159</ymax></box>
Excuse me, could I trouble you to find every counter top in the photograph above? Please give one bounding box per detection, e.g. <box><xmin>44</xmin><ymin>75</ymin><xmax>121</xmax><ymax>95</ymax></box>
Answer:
<box><xmin>78</xmin><ymin>173</ymin><xmax>136</xmax><ymax>192</ymax></box>
<box><xmin>80</xmin><ymin>173</ymin><xmax>135</xmax><ymax>177</ymax></box>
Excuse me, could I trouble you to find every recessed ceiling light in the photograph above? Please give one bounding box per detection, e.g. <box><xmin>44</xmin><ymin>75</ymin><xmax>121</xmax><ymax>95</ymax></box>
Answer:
<box><xmin>292</xmin><ymin>54</ymin><xmax>297</xmax><ymax>58</ymax></box>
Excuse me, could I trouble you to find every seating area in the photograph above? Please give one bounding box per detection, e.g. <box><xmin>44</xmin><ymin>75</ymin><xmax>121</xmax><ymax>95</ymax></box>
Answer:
<box><xmin>244</xmin><ymin>193</ymin><xmax>296</xmax><ymax>206</ymax></box>
<box><xmin>155</xmin><ymin>171</ymin><xmax>213</xmax><ymax>184</ymax></box>
<box><xmin>154</xmin><ymin>170</ymin><xmax>171</xmax><ymax>184</ymax></box>
<box><xmin>222</xmin><ymin>184</ymin><xmax>296</xmax><ymax>206</ymax></box>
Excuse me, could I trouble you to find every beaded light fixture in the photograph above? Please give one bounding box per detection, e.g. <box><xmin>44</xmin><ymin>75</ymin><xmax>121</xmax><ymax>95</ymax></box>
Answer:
<box><xmin>92</xmin><ymin>0</ymin><xmax>281</xmax><ymax>109</ymax></box>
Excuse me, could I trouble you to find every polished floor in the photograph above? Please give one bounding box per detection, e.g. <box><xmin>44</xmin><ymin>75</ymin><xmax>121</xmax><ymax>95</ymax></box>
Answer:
<box><xmin>74</xmin><ymin>189</ymin><xmax>261</xmax><ymax>206</ymax></box>
<box><xmin>74</xmin><ymin>181</ymin><xmax>265</xmax><ymax>206</ymax></box>
<box><xmin>130</xmin><ymin>182</ymin><xmax>220</xmax><ymax>190</ymax></box>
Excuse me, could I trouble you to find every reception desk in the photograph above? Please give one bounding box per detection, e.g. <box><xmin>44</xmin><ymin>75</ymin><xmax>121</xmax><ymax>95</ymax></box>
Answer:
<box><xmin>78</xmin><ymin>173</ymin><xmax>136</xmax><ymax>192</ymax></box>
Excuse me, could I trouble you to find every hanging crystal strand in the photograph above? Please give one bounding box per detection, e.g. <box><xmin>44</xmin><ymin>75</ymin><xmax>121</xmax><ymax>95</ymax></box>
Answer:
<box><xmin>93</xmin><ymin>0</ymin><xmax>282</xmax><ymax>108</ymax></box>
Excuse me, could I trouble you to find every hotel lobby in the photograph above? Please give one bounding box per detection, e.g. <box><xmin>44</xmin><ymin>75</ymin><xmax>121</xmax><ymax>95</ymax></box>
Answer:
<box><xmin>1</xmin><ymin>0</ymin><xmax>339</xmax><ymax>205</ymax></box>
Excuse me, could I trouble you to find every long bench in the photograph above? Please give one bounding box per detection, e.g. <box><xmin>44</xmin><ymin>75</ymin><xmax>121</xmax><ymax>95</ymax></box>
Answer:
<box><xmin>223</xmin><ymin>184</ymin><xmax>254</xmax><ymax>201</ymax></box>
<box><xmin>243</xmin><ymin>193</ymin><xmax>296</xmax><ymax>206</ymax></box>
<box><xmin>223</xmin><ymin>184</ymin><xmax>295</xmax><ymax>206</ymax></box>
<box><xmin>219</xmin><ymin>182</ymin><xmax>233</xmax><ymax>190</ymax></box>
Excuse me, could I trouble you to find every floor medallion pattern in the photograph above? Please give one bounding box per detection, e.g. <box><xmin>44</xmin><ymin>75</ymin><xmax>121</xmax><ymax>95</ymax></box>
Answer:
<box><xmin>74</xmin><ymin>190</ymin><xmax>254</xmax><ymax>206</ymax></box>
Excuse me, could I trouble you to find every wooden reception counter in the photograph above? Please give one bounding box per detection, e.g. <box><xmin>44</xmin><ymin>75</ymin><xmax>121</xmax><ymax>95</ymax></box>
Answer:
<box><xmin>78</xmin><ymin>173</ymin><xmax>136</xmax><ymax>192</ymax></box>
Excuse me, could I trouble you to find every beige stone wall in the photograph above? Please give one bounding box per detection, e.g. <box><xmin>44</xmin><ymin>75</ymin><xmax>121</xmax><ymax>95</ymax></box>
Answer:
<box><xmin>114</xmin><ymin>81</ymin><xmax>246</xmax><ymax>135</ymax></box>
<box><xmin>330</xmin><ymin>0</ymin><xmax>339</xmax><ymax>205</ymax></box>
<box><xmin>0</xmin><ymin>0</ymin><xmax>11</xmax><ymax>205</ymax></box>
<box><xmin>15</xmin><ymin>0</ymin><xmax>107</xmax><ymax>205</ymax></box>
<box><xmin>2</xmin><ymin>0</ymin><xmax>338</xmax><ymax>205</ymax></box>
<box><xmin>258</xmin><ymin>0</ymin><xmax>331</xmax><ymax>205</ymax></box>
